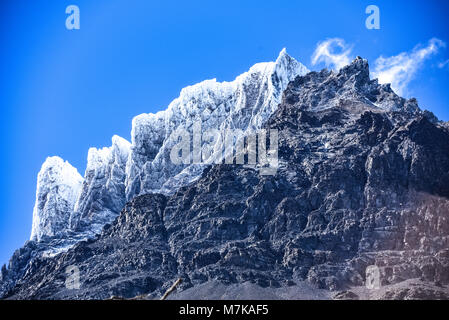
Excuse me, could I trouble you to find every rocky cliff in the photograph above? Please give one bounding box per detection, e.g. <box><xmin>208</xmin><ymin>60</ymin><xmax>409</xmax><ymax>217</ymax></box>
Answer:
<box><xmin>1</xmin><ymin>56</ymin><xmax>448</xmax><ymax>300</ymax></box>
<box><xmin>27</xmin><ymin>50</ymin><xmax>308</xmax><ymax>255</ymax></box>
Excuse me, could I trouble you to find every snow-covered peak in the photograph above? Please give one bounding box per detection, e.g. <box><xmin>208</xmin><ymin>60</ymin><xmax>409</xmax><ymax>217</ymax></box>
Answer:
<box><xmin>112</xmin><ymin>135</ymin><xmax>132</xmax><ymax>160</ymax></box>
<box><xmin>30</xmin><ymin>156</ymin><xmax>83</xmax><ymax>241</ymax></box>
<box><xmin>274</xmin><ymin>48</ymin><xmax>309</xmax><ymax>88</ymax></box>
<box><xmin>29</xmin><ymin>49</ymin><xmax>309</xmax><ymax>250</ymax></box>
<box><xmin>126</xmin><ymin>49</ymin><xmax>309</xmax><ymax>199</ymax></box>
<box><xmin>69</xmin><ymin>135</ymin><xmax>131</xmax><ymax>236</ymax></box>
<box><xmin>86</xmin><ymin>135</ymin><xmax>131</xmax><ymax>172</ymax></box>
<box><xmin>130</xmin><ymin>49</ymin><xmax>307</xmax><ymax>136</ymax></box>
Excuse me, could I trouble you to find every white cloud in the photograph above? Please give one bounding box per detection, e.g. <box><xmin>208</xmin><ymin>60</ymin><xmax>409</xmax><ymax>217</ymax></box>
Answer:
<box><xmin>371</xmin><ymin>38</ymin><xmax>446</xmax><ymax>96</ymax></box>
<box><xmin>438</xmin><ymin>59</ymin><xmax>449</xmax><ymax>69</ymax></box>
<box><xmin>311</xmin><ymin>38</ymin><xmax>353</xmax><ymax>70</ymax></box>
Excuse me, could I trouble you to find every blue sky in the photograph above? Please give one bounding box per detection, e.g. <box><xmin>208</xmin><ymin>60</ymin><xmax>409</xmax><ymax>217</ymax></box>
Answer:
<box><xmin>1</xmin><ymin>0</ymin><xmax>448</xmax><ymax>266</ymax></box>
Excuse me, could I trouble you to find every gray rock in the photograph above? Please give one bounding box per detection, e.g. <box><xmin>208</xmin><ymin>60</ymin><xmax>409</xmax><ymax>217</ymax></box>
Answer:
<box><xmin>125</xmin><ymin>49</ymin><xmax>309</xmax><ymax>199</ymax></box>
<box><xmin>3</xmin><ymin>57</ymin><xmax>449</xmax><ymax>300</ymax></box>
<box><xmin>28</xmin><ymin>50</ymin><xmax>308</xmax><ymax>256</ymax></box>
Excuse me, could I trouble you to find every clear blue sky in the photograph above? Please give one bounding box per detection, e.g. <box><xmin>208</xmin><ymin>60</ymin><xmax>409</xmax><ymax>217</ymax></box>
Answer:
<box><xmin>1</xmin><ymin>0</ymin><xmax>448</xmax><ymax>266</ymax></box>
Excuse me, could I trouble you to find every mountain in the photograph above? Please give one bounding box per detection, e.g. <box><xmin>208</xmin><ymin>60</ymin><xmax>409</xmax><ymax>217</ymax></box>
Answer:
<box><xmin>27</xmin><ymin>49</ymin><xmax>308</xmax><ymax>256</ymax></box>
<box><xmin>1</xmin><ymin>54</ymin><xmax>449</xmax><ymax>300</ymax></box>
<box><xmin>125</xmin><ymin>48</ymin><xmax>308</xmax><ymax>197</ymax></box>
<box><xmin>70</xmin><ymin>135</ymin><xmax>131</xmax><ymax>237</ymax></box>
<box><xmin>30</xmin><ymin>157</ymin><xmax>83</xmax><ymax>242</ymax></box>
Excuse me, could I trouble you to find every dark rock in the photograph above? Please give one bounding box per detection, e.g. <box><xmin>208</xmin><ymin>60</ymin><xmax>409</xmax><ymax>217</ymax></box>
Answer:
<box><xmin>333</xmin><ymin>290</ymin><xmax>359</xmax><ymax>300</ymax></box>
<box><xmin>2</xmin><ymin>57</ymin><xmax>449</xmax><ymax>299</ymax></box>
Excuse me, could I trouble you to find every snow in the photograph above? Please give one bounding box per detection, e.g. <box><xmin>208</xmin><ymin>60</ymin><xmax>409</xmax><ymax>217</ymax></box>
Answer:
<box><xmin>71</xmin><ymin>135</ymin><xmax>131</xmax><ymax>234</ymax></box>
<box><xmin>84</xmin><ymin>135</ymin><xmax>131</xmax><ymax>172</ymax></box>
<box><xmin>30</xmin><ymin>156</ymin><xmax>83</xmax><ymax>241</ymax></box>
<box><xmin>30</xmin><ymin>49</ymin><xmax>309</xmax><ymax>248</ymax></box>
<box><xmin>125</xmin><ymin>49</ymin><xmax>309</xmax><ymax>199</ymax></box>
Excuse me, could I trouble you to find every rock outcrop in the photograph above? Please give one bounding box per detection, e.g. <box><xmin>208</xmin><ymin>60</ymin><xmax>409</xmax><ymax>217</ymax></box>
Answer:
<box><xmin>28</xmin><ymin>50</ymin><xmax>308</xmax><ymax>253</ymax></box>
<box><xmin>70</xmin><ymin>135</ymin><xmax>131</xmax><ymax>236</ymax></box>
<box><xmin>2</xmin><ymin>57</ymin><xmax>448</xmax><ymax>299</ymax></box>
<box><xmin>30</xmin><ymin>157</ymin><xmax>83</xmax><ymax>242</ymax></box>
<box><xmin>125</xmin><ymin>48</ymin><xmax>308</xmax><ymax>198</ymax></box>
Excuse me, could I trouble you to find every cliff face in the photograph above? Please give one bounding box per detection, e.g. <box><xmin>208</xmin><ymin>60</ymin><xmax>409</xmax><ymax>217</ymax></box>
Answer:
<box><xmin>27</xmin><ymin>50</ymin><xmax>308</xmax><ymax>255</ymax></box>
<box><xmin>70</xmin><ymin>135</ymin><xmax>131</xmax><ymax>236</ymax></box>
<box><xmin>2</xmin><ymin>57</ymin><xmax>449</xmax><ymax>300</ymax></box>
<box><xmin>30</xmin><ymin>157</ymin><xmax>83</xmax><ymax>242</ymax></box>
<box><xmin>125</xmin><ymin>48</ymin><xmax>308</xmax><ymax>198</ymax></box>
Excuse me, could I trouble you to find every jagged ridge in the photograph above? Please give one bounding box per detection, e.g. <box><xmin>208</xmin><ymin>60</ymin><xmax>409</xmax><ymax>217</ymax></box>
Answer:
<box><xmin>2</xmin><ymin>57</ymin><xmax>449</xmax><ymax>299</ymax></box>
<box><xmin>29</xmin><ymin>49</ymin><xmax>308</xmax><ymax>252</ymax></box>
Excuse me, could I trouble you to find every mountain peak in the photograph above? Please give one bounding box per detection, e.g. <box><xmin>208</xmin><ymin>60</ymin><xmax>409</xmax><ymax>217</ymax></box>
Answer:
<box><xmin>27</xmin><ymin>49</ymin><xmax>308</xmax><ymax>250</ymax></box>
<box><xmin>274</xmin><ymin>48</ymin><xmax>308</xmax><ymax>74</ymax></box>
<box><xmin>338</xmin><ymin>55</ymin><xmax>370</xmax><ymax>84</ymax></box>
<box><xmin>276</xmin><ymin>48</ymin><xmax>289</xmax><ymax>61</ymax></box>
<box><xmin>30</xmin><ymin>157</ymin><xmax>83</xmax><ymax>241</ymax></box>
<box><xmin>126</xmin><ymin>49</ymin><xmax>309</xmax><ymax>199</ymax></box>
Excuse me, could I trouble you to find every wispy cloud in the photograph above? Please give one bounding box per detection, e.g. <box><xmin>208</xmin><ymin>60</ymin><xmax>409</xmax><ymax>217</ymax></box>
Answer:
<box><xmin>438</xmin><ymin>59</ymin><xmax>449</xmax><ymax>69</ymax></box>
<box><xmin>311</xmin><ymin>38</ymin><xmax>353</xmax><ymax>70</ymax></box>
<box><xmin>371</xmin><ymin>38</ymin><xmax>446</xmax><ymax>96</ymax></box>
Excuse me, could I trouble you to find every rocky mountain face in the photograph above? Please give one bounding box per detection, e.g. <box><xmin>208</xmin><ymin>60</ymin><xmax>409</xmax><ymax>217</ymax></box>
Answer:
<box><xmin>125</xmin><ymin>48</ymin><xmax>308</xmax><ymax>198</ymax></box>
<box><xmin>28</xmin><ymin>136</ymin><xmax>132</xmax><ymax>257</ymax></box>
<box><xmin>70</xmin><ymin>135</ymin><xmax>131</xmax><ymax>236</ymax></box>
<box><xmin>1</xmin><ymin>56</ymin><xmax>449</xmax><ymax>300</ymax></box>
<box><xmin>27</xmin><ymin>50</ymin><xmax>308</xmax><ymax>256</ymax></box>
<box><xmin>30</xmin><ymin>157</ymin><xmax>83</xmax><ymax>242</ymax></box>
